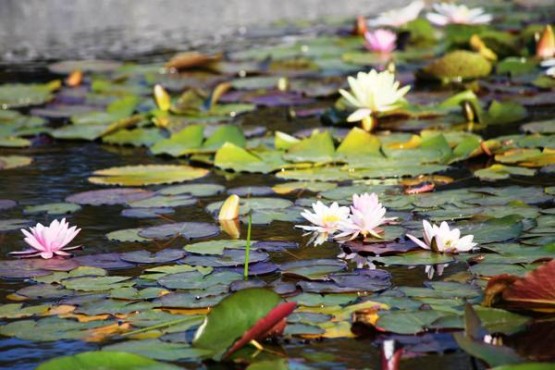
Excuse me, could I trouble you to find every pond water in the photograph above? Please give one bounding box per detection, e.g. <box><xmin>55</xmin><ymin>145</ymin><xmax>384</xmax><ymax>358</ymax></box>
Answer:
<box><xmin>0</xmin><ymin>2</ymin><xmax>554</xmax><ymax>369</ymax></box>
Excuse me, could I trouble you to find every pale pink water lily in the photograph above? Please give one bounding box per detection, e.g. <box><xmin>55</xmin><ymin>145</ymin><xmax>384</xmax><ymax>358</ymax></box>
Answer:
<box><xmin>426</xmin><ymin>3</ymin><xmax>492</xmax><ymax>26</ymax></box>
<box><xmin>296</xmin><ymin>201</ymin><xmax>350</xmax><ymax>243</ymax></box>
<box><xmin>339</xmin><ymin>70</ymin><xmax>410</xmax><ymax>123</ymax></box>
<box><xmin>369</xmin><ymin>1</ymin><xmax>425</xmax><ymax>28</ymax></box>
<box><xmin>336</xmin><ymin>193</ymin><xmax>395</xmax><ymax>240</ymax></box>
<box><xmin>364</xmin><ymin>29</ymin><xmax>397</xmax><ymax>53</ymax></box>
<box><xmin>10</xmin><ymin>218</ymin><xmax>81</xmax><ymax>259</ymax></box>
<box><xmin>406</xmin><ymin>220</ymin><xmax>477</xmax><ymax>254</ymax></box>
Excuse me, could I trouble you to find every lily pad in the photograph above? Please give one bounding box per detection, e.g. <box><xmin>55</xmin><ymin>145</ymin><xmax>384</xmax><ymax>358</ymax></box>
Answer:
<box><xmin>120</xmin><ymin>249</ymin><xmax>185</xmax><ymax>264</ymax></box>
<box><xmin>138</xmin><ymin>222</ymin><xmax>219</xmax><ymax>240</ymax></box>
<box><xmin>37</xmin><ymin>351</ymin><xmax>181</xmax><ymax>370</ymax></box>
<box><xmin>66</xmin><ymin>188</ymin><xmax>154</xmax><ymax>206</ymax></box>
<box><xmin>24</xmin><ymin>202</ymin><xmax>82</xmax><ymax>215</ymax></box>
<box><xmin>89</xmin><ymin>165</ymin><xmax>209</xmax><ymax>186</ymax></box>
<box><xmin>419</xmin><ymin>51</ymin><xmax>492</xmax><ymax>81</ymax></box>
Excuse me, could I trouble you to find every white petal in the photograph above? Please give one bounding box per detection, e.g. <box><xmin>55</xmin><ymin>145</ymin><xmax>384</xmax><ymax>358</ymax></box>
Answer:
<box><xmin>406</xmin><ymin>233</ymin><xmax>430</xmax><ymax>250</ymax></box>
<box><xmin>347</xmin><ymin>108</ymin><xmax>373</xmax><ymax>122</ymax></box>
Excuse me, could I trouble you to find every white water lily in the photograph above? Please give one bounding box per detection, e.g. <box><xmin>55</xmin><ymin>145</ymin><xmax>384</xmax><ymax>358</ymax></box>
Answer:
<box><xmin>336</xmin><ymin>193</ymin><xmax>394</xmax><ymax>240</ymax></box>
<box><xmin>541</xmin><ymin>58</ymin><xmax>555</xmax><ymax>78</ymax></box>
<box><xmin>425</xmin><ymin>263</ymin><xmax>449</xmax><ymax>279</ymax></box>
<box><xmin>339</xmin><ymin>70</ymin><xmax>410</xmax><ymax>123</ymax></box>
<box><xmin>406</xmin><ymin>220</ymin><xmax>477</xmax><ymax>253</ymax></box>
<box><xmin>369</xmin><ymin>1</ymin><xmax>425</xmax><ymax>28</ymax></box>
<box><xmin>426</xmin><ymin>3</ymin><xmax>492</xmax><ymax>26</ymax></box>
<box><xmin>296</xmin><ymin>201</ymin><xmax>350</xmax><ymax>243</ymax></box>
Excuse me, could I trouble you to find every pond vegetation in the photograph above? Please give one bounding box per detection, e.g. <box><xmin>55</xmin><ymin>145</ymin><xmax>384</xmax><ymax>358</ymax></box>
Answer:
<box><xmin>0</xmin><ymin>1</ymin><xmax>554</xmax><ymax>369</ymax></box>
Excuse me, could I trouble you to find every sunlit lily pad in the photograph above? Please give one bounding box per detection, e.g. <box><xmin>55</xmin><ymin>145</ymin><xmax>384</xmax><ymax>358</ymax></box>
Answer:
<box><xmin>0</xmin><ymin>83</ymin><xmax>56</xmax><ymax>108</ymax></box>
<box><xmin>106</xmin><ymin>228</ymin><xmax>150</xmax><ymax>242</ymax></box>
<box><xmin>102</xmin><ymin>339</ymin><xmax>211</xmax><ymax>361</ymax></box>
<box><xmin>0</xmin><ymin>155</ymin><xmax>33</xmax><ymax>170</ymax></box>
<box><xmin>128</xmin><ymin>195</ymin><xmax>196</xmax><ymax>208</ymax></box>
<box><xmin>89</xmin><ymin>165</ymin><xmax>209</xmax><ymax>186</ymax></box>
<box><xmin>158</xmin><ymin>183</ymin><xmax>225</xmax><ymax>197</ymax></box>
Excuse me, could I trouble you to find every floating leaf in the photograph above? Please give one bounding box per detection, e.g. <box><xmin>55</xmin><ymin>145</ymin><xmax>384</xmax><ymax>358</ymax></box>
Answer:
<box><xmin>119</xmin><ymin>250</ymin><xmax>185</xmax><ymax>264</ymax></box>
<box><xmin>138</xmin><ymin>222</ymin><xmax>219</xmax><ymax>240</ymax></box>
<box><xmin>0</xmin><ymin>155</ymin><xmax>33</xmax><ymax>170</ymax></box>
<box><xmin>66</xmin><ymin>188</ymin><xmax>154</xmax><ymax>206</ymax></box>
<box><xmin>24</xmin><ymin>202</ymin><xmax>81</xmax><ymax>215</ymax></box>
<box><xmin>419</xmin><ymin>51</ymin><xmax>492</xmax><ymax>81</ymax></box>
<box><xmin>37</xmin><ymin>351</ymin><xmax>181</xmax><ymax>370</ymax></box>
<box><xmin>89</xmin><ymin>165</ymin><xmax>209</xmax><ymax>186</ymax></box>
<box><xmin>193</xmin><ymin>288</ymin><xmax>296</xmax><ymax>360</ymax></box>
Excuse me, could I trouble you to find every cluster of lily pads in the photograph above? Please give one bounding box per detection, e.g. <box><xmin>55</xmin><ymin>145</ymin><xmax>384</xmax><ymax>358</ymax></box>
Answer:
<box><xmin>0</xmin><ymin>0</ymin><xmax>554</xmax><ymax>369</ymax></box>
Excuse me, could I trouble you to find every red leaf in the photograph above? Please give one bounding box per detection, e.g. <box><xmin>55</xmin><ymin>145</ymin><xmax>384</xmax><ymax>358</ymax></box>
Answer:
<box><xmin>503</xmin><ymin>260</ymin><xmax>555</xmax><ymax>311</ymax></box>
<box><xmin>484</xmin><ymin>260</ymin><xmax>555</xmax><ymax>312</ymax></box>
<box><xmin>224</xmin><ymin>301</ymin><xmax>296</xmax><ymax>358</ymax></box>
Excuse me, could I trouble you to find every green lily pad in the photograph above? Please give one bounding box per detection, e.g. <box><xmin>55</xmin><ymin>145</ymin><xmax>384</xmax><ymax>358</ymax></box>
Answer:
<box><xmin>419</xmin><ymin>51</ymin><xmax>492</xmax><ymax>81</ymax></box>
<box><xmin>23</xmin><ymin>202</ymin><xmax>81</xmax><ymax>215</ymax></box>
<box><xmin>88</xmin><ymin>164</ymin><xmax>209</xmax><ymax>186</ymax></box>
<box><xmin>37</xmin><ymin>351</ymin><xmax>181</xmax><ymax>370</ymax></box>
<box><xmin>0</xmin><ymin>82</ymin><xmax>56</xmax><ymax>108</ymax></box>
<box><xmin>106</xmin><ymin>228</ymin><xmax>150</xmax><ymax>242</ymax></box>
<box><xmin>0</xmin><ymin>155</ymin><xmax>33</xmax><ymax>170</ymax></box>
<box><xmin>102</xmin><ymin>340</ymin><xmax>211</xmax><ymax>361</ymax></box>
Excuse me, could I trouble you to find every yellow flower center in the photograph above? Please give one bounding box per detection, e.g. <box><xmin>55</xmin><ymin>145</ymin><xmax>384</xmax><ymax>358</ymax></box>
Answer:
<box><xmin>322</xmin><ymin>214</ymin><xmax>340</xmax><ymax>224</ymax></box>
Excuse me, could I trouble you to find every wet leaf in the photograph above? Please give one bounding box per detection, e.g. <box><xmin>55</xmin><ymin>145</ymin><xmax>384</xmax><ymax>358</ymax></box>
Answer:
<box><xmin>66</xmin><ymin>188</ymin><xmax>154</xmax><ymax>206</ymax></box>
<box><xmin>89</xmin><ymin>164</ymin><xmax>209</xmax><ymax>186</ymax></box>
<box><xmin>37</xmin><ymin>351</ymin><xmax>181</xmax><ymax>370</ymax></box>
<box><xmin>138</xmin><ymin>222</ymin><xmax>219</xmax><ymax>240</ymax></box>
<box><xmin>24</xmin><ymin>202</ymin><xmax>81</xmax><ymax>215</ymax></box>
<box><xmin>193</xmin><ymin>288</ymin><xmax>295</xmax><ymax>360</ymax></box>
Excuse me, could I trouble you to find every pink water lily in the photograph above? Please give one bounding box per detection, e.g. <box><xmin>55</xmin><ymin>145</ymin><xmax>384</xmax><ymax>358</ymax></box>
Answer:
<box><xmin>364</xmin><ymin>29</ymin><xmax>397</xmax><ymax>53</ymax></box>
<box><xmin>426</xmin><ymin>3</ymin><xmax>492</xmax><ymax>26</ymax></box>
<box><xmin>10</xmin><ymin>218</ymin><xmax>81</xmax><ymax>259</ymax></box>
<box><xmin>406</xmin><ymin>220</ymin><xmax>477</xmax><ymax>254</ymax></box>
<box><xmin>336</xmin><ymin>193</ymin><xmax>395</xmax><ymax>240</ymax></box>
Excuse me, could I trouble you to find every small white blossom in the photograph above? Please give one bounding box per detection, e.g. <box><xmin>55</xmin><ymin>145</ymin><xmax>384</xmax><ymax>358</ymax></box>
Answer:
<box><xmin>426</xmin><ymin>3</ymin><xmax>492</xmax><ymax>26</ymax></box>
<box><xmin>406</xmin><ymin>220</ymin><xmax>477</xmax><ymax>253</ymax></box>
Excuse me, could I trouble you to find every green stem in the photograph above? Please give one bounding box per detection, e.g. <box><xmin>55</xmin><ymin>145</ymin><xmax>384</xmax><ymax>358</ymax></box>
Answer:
<box><xmin>244</xmin><ymin>211</ymin><xmax>252</xmax><ymax>279</ymax></box>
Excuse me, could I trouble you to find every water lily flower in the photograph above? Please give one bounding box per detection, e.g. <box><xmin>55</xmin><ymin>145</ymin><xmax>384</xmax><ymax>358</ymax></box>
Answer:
<box><xmin>424</xmin><ymin>263</ymin><xmax>449</xmax><ymax>279</ymax></box>
<box><xmin>364</xmin><ymin>29</ymin><xmax>397</xmax><ymax>53</ymax></box>
<box><xmin>541</xmin><ymin>58</ymin><xmax>555</xmax><ymax>77</ymax></box>
<box><xmin>369</xmin><ymin>1</ymin><xmax>425</xmax><ymax>28</ymax></box>
<box><xmin>426</xmin><ymin>3</ymin><xmax>492</xmax><ymax>26</ymax></box>
<box><xmin>336</xmin><ymin>193</ymin><xmax>394</xmax><ymax>240</ymax></box>
<box><xmin>339</xmin><ymin>70</ymin><xmax>410</xmax><ymax>124</ymax></box>
<box><xmin>296</xmin><ymin>201</ymin><xmax>350</xmax><ymax>244</ymax></box>
<box><xmin>406</xmin><ymin>220</ymin><xmax>477</xmax><ymax>253</ymax></box>
<box><xmin>10</xmin><ymin>218</ymin><xmax>81</xmax><ymax>259</ymax></box>
<box><xmin>537</xmin><ymin>26</ymin><xmax>555</xmax><ymax>60</ymax></box>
